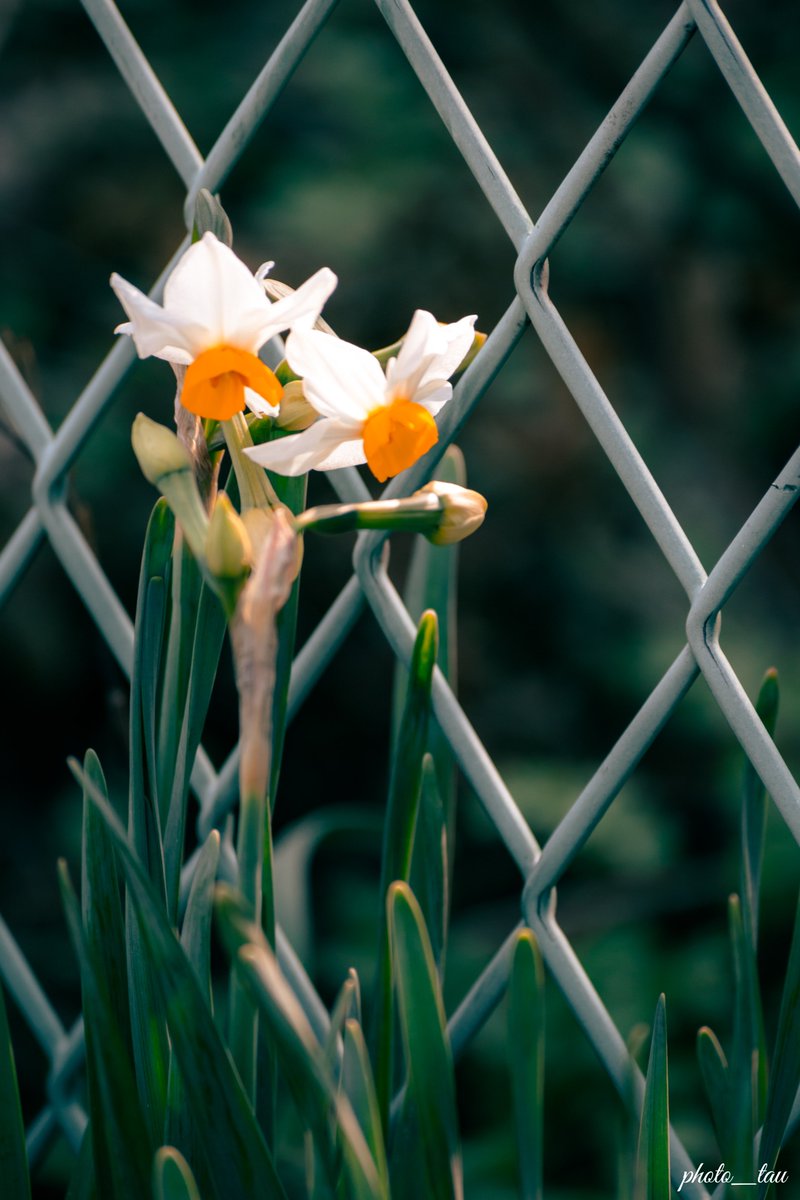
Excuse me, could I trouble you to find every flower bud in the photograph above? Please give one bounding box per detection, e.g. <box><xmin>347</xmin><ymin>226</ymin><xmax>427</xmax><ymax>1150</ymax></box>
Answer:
<box><xmin>419</xmin><ymin>480</ymin><xmax>488</xmax><ymax>545</ymax></box>
<box><xmin>276</xmin><ymin>380</ymin><xmax>317</xmax><ymax>432</ymax></box>
<box><xmin>206</xmin><ymin>494</ymin><xmax>253</xmax><ymax>617</ymax></box>
<box><xmin>131</xmin><ymin>412</ymin><xmax>192</xmax><ymax>485</ymax></box>
<box><xmin>206</xmin><ymin>494</ymin><xmax>252</xmax><ymax>580</ymax></box>
<box><xmin>131</xmin><ymin>412</ymin><xmax>209</xmax><ymax>561</ymax></box>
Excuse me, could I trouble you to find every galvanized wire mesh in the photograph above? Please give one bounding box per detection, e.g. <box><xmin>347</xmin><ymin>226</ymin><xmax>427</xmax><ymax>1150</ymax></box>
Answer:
<box><xmin>1</xmin><ymin>1</ymin><xmax>799</xmax><ymax>1195</ymax></box>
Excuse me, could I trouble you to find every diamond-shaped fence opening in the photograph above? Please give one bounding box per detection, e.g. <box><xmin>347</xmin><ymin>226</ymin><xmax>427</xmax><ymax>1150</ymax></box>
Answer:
<box><xmin>1</xmin><ymin>0</ymin><xmax>800</xmax><ymax>1194</ymax></box>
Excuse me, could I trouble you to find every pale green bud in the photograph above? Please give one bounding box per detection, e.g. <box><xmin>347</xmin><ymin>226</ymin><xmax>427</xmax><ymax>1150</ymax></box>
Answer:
<box><xmin>206</xmin><ymin>494</ymin><xmax>252</xmax><ymax>579</ymax></box>
<box><xmin>131</xmin><ymin>412</ymin><xmax>192</xmax><ymax>485</ymax></box>
<box><xmin>206</xmin><ymin>494</ymin><xmax>253</xmax><ymax>617</ymax></box>
<box><xmin>276</xmin><ymin>380</ymin><xmax>317</xmax><ymax>431</ymax></box>
<box><xmin>131</xmin><ymin>413</ymin><xmax>209</xmax><ymax>561</ymax></box>
<box><xmin>419</xmin><ymin>480</ymin><xmax>488</xmax><ymax>545</ymax></box>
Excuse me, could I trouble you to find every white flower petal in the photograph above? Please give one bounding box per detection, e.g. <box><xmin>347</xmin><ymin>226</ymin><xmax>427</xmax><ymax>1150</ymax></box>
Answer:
<box><xmin>285</xmin><ymin>329</ymin><xmax>386</xmax><ymax>422</ymax></box>
<box><xmin>244</xmin><ymin>387</ymin><xmax>280</xmax><ymax>419</ymax></box>
<box><xmin>162</xmin><ymin>233</ymin><xmax>274</xmax><ymax>353</ymax></box>
<box><xmin>261</xmin><ymin>267</ymin><xmax>338</xmax><ymax>335</ymax></box>
<box><xmin>110</xmin><ymin>273</ymin><xmax>202</xmax><ymax>364</ymax></box>
<box><xmin>390</xmin><ymin>309</ymin><xmax>441</xmax><ymax>387</ymax></box>
<box><xmin>390</xmin><ymin>310</ymin><xmax>477</xmax><ymax>399</ymax></box>
<box><xmin>309</xmin><ymin>437</ymin><xmax>369</xmax><ymax>472</ymax></box>
<box><xmin>415</xmin><ymin>381</ymin><xmax>452</xmax><ymax>417</ymax></box>
<box><xmin>244</xmin><ymin>419</ymin><xmax>365</xmax><ymax>477</ymax></box>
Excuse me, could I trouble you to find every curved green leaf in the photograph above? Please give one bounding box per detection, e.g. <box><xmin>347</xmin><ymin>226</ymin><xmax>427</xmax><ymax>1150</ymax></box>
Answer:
<box><xmin>69</xmin><ymin>759</ymin><xmax>287</xmax><ymax>1200</ymax></box>
<box><xmin>741</xmin><ymin>668</ymin><xmax>778</xmax><ymax>949</ymax></box>
<box><xmin>153</xmin><ymin>1146</ymin><xmax>202</xmax><ymax>1200</ymax></box>
<box><xmin>634</xmin><ymin>995</ymin><xmax>670</xmax><ymax>1200</ymax></box>
<box><xmin>59</xmin><ymin>862</ymin><xmax>152</xmax><ymax>1200</ymax></box>
<box><xmin>508</xmin><ymin>929</ymin><xmax>544</xmax><ymax>1200</ymax></box>
<box><xmin>342</xmin><ymin>1019</ymin><xmax>389</xmax><ymax>1195</ymax></box>
<box><xmin>374</xmin><ymin>611</ymin><xmax>438</xmax><ymax>1128</ymax></box>
<box><xmin>758</xmin><ymin>887</ymin><xmax>800</xmax><ymax>1198</ymax></box>
<box><xmin>166</xmin><ymin>831</ymin><xmax>221</xmax><ymax>1173</ymax></box>
<box><xmin>65</xmin><ymin>1127</ymin><xmax>96</xmax><ymax>1200</ymax></box>
<box><xmin>0</xmin><ymin>979</ymin><xmax>30</xmax><ymax>1200</ymax></box>
<box><xmin>388</xmin><ymin>882</ymin><xmax>462</xmax><ymax>1200</ymax></box>
<box><xmin>696</xmin><ymin>1026</ymin><xmax>729</xmax><ymax>1160</ymax></box>
<box><xmin>215</xmin><ymin>887</ymin><xmax>385</xmax><ymax>1200</ymax></box>
<box><xmin>128</xmin><ymin>500</ymin><xmax>174</xmax><ymax>1144</ymax></box>
<box><xmin>728</xmin><ymin>894</ymin><xmax>761</xmax><ymax>1179</ymax></box>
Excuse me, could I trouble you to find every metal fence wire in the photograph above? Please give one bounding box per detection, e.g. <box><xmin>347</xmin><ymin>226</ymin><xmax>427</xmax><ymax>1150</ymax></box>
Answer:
<box><xmin>0</xmin><ymin>1</ymin><xmax>799</xmax><ymax>1196</ymax></box>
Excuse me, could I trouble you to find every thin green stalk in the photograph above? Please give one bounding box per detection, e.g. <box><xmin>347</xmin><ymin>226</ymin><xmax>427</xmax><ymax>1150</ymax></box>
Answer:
<box><xmin>223</xmin><ymin>413</ymin><xmax>281</xmax><ymax>511</ymax></box>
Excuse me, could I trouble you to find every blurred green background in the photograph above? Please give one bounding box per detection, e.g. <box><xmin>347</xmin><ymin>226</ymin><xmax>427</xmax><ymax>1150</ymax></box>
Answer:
<box><xmin>1</xmin><ymin>0</ymin><xmax>800</xmax><ymax>1194</ymax></box>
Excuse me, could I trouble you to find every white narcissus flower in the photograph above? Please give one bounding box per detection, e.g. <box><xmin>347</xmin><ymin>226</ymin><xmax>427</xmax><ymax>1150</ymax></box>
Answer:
<box><xmin>111</xmin><ymin>232</ymin><xmax>337</xmax><ymax>422</ymax></box>
<box><xmin>244</xmin><ymin>309</ymin><xmax>477</xmax><ymax>483</ymax></box>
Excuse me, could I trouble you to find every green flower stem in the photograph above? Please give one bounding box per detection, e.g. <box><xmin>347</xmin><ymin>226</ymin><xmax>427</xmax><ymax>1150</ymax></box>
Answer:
<box><xmin>222</xmin><ymin>413</ymin><xmax>281</xmax><ymax>512</ymax></box>
<box><xmin>228</xmin><ymin>787</ymin><xmax>269</xmax><ymax>1107</ymax></box>
<box><xmin>295</xmin><ymin>498</ymin><xmax>442</xmax><ymax>537</ymax></box>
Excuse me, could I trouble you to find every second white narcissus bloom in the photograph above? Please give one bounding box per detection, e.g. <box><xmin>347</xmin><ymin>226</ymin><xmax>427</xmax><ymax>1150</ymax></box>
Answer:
<box><xmin>244</xmin><ymin>309</ymin><xmax>477</xmax><ymax>483</ymax></box>
<box><xmin>111</xmin><ymin>232</ymin><xmax>337</xmax><ymax>422</ymax></box>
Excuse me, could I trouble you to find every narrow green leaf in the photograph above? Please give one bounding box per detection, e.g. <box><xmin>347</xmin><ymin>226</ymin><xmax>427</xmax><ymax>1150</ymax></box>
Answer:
<box><xmin>388</xmin><ymin>882</ymin><xmax>462</xmax><ymax>1200</ymax></box>
<box><xmin>0</xmin><ymin>979</ymin><xmax>31</xmax><ymax>1200</ymax></box>
<box><xmin>507</xmin><ymin>930</ymin><xmax>544</xmax><ymax>1200</ymax></box>
<box><xmin>159</xmin><ymin>545</ymin><xmax>227</xmax><ymax>926</ymax></box>
<box><xmin>739</xmin><ymin>669</ymin><xmax>776</xmax><ymax>1131</ymax></box>
<box><xmin>65</xmin><ymin>1127</ymin><xmax>97</xmax><ymax>1200</ymax></box>
<box><xmin>634</xmin><ymin>995</ymin><xmax>670</xmax><ymax>1200</ymax></box>
<box><xmin>757</xmin><ymin>887</ymin><xmax>800</xmax><ymax>1198</ymax></box>
<box><xmin>215</xmin><ymin>886</ymin><xmax>385</xmax><ymax>1200</ymax></box>
<box><xmin>59</xmin><ymin>862</ymin><xmax>152</xmax><ymax>1200</ymax></box>
<box><xmin>381</xmin><ymin>611</ymin><xmax>438</xmax><ymax>891</ymax></box>
<box><xmin>70</xmin><ymin>759</ymin><xmax>288</xmax><ymax>1200</ymax></box>
<box><xmin>157</xmin><ymin>541</ymin><xmax>203</xmax><ymax>908</ymax></box>
<box><xmin>741</xmin><ymin>668</ymin><xmax>779</xmax><ymax>949</ymax></box>
<box><xmin>373</xmin><ymin>611</ymin><xmax>438</xmax><ymax>1130</ymax></box>
<box><xmin>153</xmin><ymin>1147</ymin><xmax>202</xmax><ymax>1200</ymax></box>
<box><xmin>228</xmin><ymin>787</ymin><xmax>268</xmax><ymax>1108</ymax></box>
<box><xmin>127</xmin><ymin>500</ymin><xmax>173</xmax><ymax>1143</ymax></box>
<box><xmin>410</xmin><ymin>755</ymin><xmax>448</xmax><ymax>976</ymax></box>
<box><xmin>396</xmin><ymin>445</ymin><xmax>462</xmax><ymax>806</ymax></box>
<box><xmin>166</xmin><ymin>830</ymin><xmax>221</xmax><ymax>1171</ymax></box>
<box><xmin>696</xmin><ymin>1026</ymin><xmax>729</xmax><ymax>1161</ymax></box>
<box><xmin>80</xmin><ymin>750</ymin><xmax>135</xmax><ymax>1196</ymax></box>
<box><xmin>620</xmin><ymin>1024</ymin><xmax>649</xmax><ymax>1200</ymax></box>
<box><xmin>395</xmin><ymin>443</ymin><xmax>462</xmax><ymax>957</ymax></box>
<box><xmin>81</xmin><ymin>751</ymin><xmax>128</xmax><ymax>1044</ymax></box>
<box><xmin>342</xmin><ymin>1020</ymin><xmax>389</xmax><ymax>1196</ymax></box>
<box><xmin>180</xmin><ymin>829</ymin><xmax>221</xmax><ymax>1003</ymax></box>
<box><xmin>325</xmin><ymin>969</ymin><xmax>361</xmax><ymax>1075</ymax></box>
<box><xmin>728</xmin><ymin>894</ymin><xmax>760</xmax><ymax>1179</ymax></box>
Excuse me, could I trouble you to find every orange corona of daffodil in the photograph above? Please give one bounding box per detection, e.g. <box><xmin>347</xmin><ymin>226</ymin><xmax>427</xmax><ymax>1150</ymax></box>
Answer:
<box><xmin>111</xmin><ymin>233</ymin><xmax>336</xmax><ymax>422</ymax></box>
<box><xmin>244</xmin><ymin>309</ymin><xmax>476</xmax><ymax>482</ymax></box>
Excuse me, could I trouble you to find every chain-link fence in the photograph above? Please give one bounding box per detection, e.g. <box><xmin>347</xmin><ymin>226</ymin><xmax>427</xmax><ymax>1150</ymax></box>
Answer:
<box><xmin>1</xmin><ymin>1</ymin><xmax>799</xmax><ymax>1195</ymax></box>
